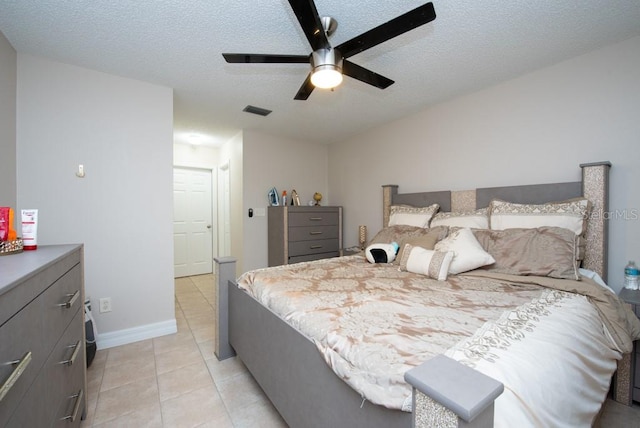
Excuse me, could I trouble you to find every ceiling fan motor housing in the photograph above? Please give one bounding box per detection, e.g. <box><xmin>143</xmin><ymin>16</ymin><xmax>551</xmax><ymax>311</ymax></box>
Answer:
<box><xmin>311</xmin><ymin>48</ymin><xmax>343</xmax><ymax>72</ymax></box>
<box><xmin>310</xmin><ymin>48</ymin><xmax>343</xmax><ymax>88</ymax></box>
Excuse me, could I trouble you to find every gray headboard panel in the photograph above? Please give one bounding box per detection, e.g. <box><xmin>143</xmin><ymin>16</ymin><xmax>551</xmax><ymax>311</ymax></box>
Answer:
<box><xmin>393</xmin><ymin>190</ymin><xmax>452</xmax><ymax>211</ymax></box>
<box><xmin>475</xmin><ymin>182</ymin><xmax>582</xmax><ymax>209</ymax></box>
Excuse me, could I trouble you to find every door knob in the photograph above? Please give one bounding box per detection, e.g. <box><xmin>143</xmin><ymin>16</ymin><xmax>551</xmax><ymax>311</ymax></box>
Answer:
<box><xmin>207</xmin><ymin>225</ymin><xmax>212</xmax><ymax>229</ymax></box>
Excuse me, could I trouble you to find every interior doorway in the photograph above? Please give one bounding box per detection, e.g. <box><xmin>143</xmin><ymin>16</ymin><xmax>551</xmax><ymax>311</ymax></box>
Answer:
<box><xmin>173</xmin><ymin>167</ymin><xmax>216</xmax><ymax>277</ymax></box>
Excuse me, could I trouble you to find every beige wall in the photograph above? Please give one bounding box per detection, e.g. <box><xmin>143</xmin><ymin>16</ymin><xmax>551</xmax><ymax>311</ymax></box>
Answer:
<box><xmin>17</xmin><ymin>55</ymin><xmax>175</xmax><ymax>345</ymax></box>
<box><xmin>242</xmin><ymin>130</ymin><xmax>329</xmax><ymax>272</ymax></box>
<box><xmin>328</xmin><ymin>36</ymin><xmax>640</xmax><ymax>292</ymax></box>
<box><xmin>173</xmin><ymin>143</ymin><xmax>219</xmax><ymax>169</ymax></box>
<box><xmin>0</xmin><ymin>31</ymin><xmax>16</xmax><ymax>208</ymax></box>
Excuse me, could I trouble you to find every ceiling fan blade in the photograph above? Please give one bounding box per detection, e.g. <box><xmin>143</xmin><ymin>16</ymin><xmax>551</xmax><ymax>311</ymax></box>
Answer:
<box><xmin>287</xmin><ymin>0</ymin><xmax>330</xmax><ymax>51</ymax></box>
<box><xmin>223</xmin><ymin>53</ymin><xmax>310</xmax><ymax>63</ymax></box>
<box><xmin>335</xmin><ymin>2</ymin><xmax>436</xmax><ymax>59</ymax></box>
<box><xmin>343</xmin><ymin>60</ymin><xmax>394</xmax><ymax>89</ymax></box>
<box><xmin>294</xmin><ymin>73</ymin><xmax>315</xmax><ymax>100</ymax></box>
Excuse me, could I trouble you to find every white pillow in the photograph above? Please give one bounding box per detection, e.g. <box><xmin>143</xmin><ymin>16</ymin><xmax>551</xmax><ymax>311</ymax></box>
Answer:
<box><xmin>434</xmin><ymin>228</ymin><xmax>495</xmax><ymax>274</ymax></box>
<box><xmin>399</xmin><ymin>244</ymin><xmax>453</xmax><ymax>281</ymax></box>
<box><xmin>489</xmin><ymin>199</ymin><xmax>590</xmax><ymax>236</ymax></box>
<box><xmin>389</xmin><ymin>204</ymin><xmax>439</xmax><ymax>228</ymax></box>
<box><xmin>430</xmin><ymin>208</ymin><xmax>489</xmax><ymax>229</ymax></box>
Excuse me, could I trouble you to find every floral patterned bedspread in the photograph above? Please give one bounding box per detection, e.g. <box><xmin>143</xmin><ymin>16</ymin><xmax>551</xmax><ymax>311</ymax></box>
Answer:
<box><xmin>236</xmin><ymin>255</ymin><xmax>636</xmax><ymax>418</ymax></box>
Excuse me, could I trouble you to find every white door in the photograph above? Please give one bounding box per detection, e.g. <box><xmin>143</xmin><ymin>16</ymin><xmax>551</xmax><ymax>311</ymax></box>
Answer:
<box><xmin>173</xmin><ymin>167</ymin><xmax>214</xmax><ymax>277</ymax></box>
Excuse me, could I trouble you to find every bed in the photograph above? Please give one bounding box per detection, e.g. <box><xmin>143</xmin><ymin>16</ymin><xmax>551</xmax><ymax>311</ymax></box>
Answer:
<box><xmin>214</xmin><ymin>161</ymin><xmax>640</xmax><ymax>427</ymax></box>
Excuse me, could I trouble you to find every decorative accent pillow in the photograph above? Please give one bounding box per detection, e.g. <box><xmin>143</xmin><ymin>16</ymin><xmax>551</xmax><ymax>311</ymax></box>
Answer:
<box><xmin>434</xmin><ymin>228</ymin><xmax>496</xmax><ymax>274</ymax></box>
<box><xmin>399</xmin><ymin>244</ymin><xmax>454</xmax><ymax>281</ymax></box>
<box><xmin>472</xmin><ymin>227</ymin><xmax>580</xmax><ymax>280</ymax></box>
<box><xmin>430</xmin><ymin>208</ymin><xmax>489</xmax><ymax>229</ymax></box>
<box><xmin>489</xmin><ymin>198</ymin><xmax>590</xmax><ymax>236</ymax></box>
<box><xmin>388</xmin><ymin>204</ymin><xmax>439</xmax><ymax>228</ymax></box>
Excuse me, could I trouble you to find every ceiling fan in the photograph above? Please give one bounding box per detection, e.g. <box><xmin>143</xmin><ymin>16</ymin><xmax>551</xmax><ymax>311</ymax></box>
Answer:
<box><xmin>222</xmin><ymin>1</ymin><xmax>436</xmax><ymax>100</ymax></box>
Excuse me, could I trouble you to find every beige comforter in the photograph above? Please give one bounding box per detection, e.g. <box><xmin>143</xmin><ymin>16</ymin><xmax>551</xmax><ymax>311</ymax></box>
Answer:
<box><xmin>237</xmin><ymin>255</ymin><xmax>640</xmax><ymax>422</ymax></box>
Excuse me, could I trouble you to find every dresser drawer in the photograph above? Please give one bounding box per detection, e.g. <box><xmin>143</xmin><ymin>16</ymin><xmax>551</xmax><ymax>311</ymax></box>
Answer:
<box><xmin>289</xmin><ymin>251</ymin><xmax>340</xmax><ymax>264</ymax></box>
<box><xmin>53</xmin><ymin>310</ymin><xmax>86</xmax><ymax>428</ymax></box>
<box><xmin>41</xmin><ymin>264</ymin><xmax>82</xmax><ymax>354</ymax></box>
<box><xmin>0</xmin><ymin>247</ymin><xmax>81</xmax><ymax>327</ymax></box>
<box><xmin>289</xmin><ymin>225</ymin><xmax>339</xmax><ymax>242</ymax></box>
<box><xmin>288</xmin><ymin>238</ymin><xmax>339</xmax><ymax>257</ymax></box>
<box><xmin>0</xmin><ymin>294</ymin><xmax>46</xmax><ymax>427</ymax></box>
<box><xmin>289</xmin><ymin>211</ymin><xmax>339</xmax><ymax>227</ymax></box>
<box><xmin>6</xmin><ymin>310</ymin><xmax>85</xmax><ymax>428</ymax></box>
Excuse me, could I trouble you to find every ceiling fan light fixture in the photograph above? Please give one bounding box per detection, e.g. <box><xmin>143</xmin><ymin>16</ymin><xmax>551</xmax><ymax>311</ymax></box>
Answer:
<box><xmin>311</xmin><ymin>48</ymin><xmax>343</xmax><ymax>89</ymax></box>
<box><xmin>311</xmin><ymin>65</ymin><xmax>343</xmax><ymax>89</ymax></box>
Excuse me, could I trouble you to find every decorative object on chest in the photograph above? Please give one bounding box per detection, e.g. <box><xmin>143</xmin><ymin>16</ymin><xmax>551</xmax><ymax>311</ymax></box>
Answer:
<box><xmin>619</xmin><ymin>287</ymin><xmax>640</xmax><ymax>404</ymax></box>
<box><xmin>268</xmin><ymin>206</ymin><xmax>342</xmax><ymax>266</ymax></box>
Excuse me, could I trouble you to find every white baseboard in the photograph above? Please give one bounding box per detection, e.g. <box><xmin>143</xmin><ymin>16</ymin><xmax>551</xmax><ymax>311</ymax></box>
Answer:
<box><xmin>96</xmin><ymin>319</ymin><xmax>177</xmax><ymax>350</ymax></box>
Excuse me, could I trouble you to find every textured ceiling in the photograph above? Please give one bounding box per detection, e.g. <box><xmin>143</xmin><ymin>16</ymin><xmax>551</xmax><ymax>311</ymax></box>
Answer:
<box><xmin>1</xmin><ymin>1</ymin><xmax>639</xmax><ymax>146</ymax></box>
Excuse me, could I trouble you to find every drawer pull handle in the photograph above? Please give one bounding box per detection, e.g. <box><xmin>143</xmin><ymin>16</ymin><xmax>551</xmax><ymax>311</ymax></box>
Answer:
<box><xmin>310</xmin><ymin>245</ymin><xmax>323</xmax><ymax>249</ymax></box>
<box><xmin>309</xmin><ymin>231</ymin><xmax>323</xmax><ymax>235</ymax></box>
<box><xmin>60</xmin><ymin>340</ymin><xmax>82</xmax><ymax>366</ymax></box>
<box><xmin>309</xmin><ymin>217</ymin><xmax>323</xmax><ymax>221</ymax></box>
<box><xmin>58</xmin><ymin>290</ymin><xmax>80</xmax><ymax>309</ymax></box>
<box><xmin>60</xmin><ymin>389</ymin><xmax>83</xmax><ymax>422</ymax></box>
<box><xmin>0</xmin><ymin>351</ymin><xmax>32</xmax><ymax>403</ymax></box>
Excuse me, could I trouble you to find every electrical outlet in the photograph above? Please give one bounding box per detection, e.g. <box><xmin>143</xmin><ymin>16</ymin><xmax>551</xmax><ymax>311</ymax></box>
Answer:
<box><xmin>99</xmin><ymin>297</ymin><xmax>112</xmax><ymax>313</ymax></box>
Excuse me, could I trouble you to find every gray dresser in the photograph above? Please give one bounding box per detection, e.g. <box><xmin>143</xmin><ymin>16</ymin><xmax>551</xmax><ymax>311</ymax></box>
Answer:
<box><xmin>0</xmin><ymin>245</ymin><xmax>86</xmax><ymax>427</ymax></box>
<box><xmin>268</xmin><ymin>206</ymin><xmax>343</xmax><ymax>266</ymax></box>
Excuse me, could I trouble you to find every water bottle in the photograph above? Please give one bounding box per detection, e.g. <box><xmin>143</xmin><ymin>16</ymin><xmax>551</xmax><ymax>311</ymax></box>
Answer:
<box><xmin>624</xmin><ymin>260</ymin><xmax>640</xmax><ymax>290</ymax></box>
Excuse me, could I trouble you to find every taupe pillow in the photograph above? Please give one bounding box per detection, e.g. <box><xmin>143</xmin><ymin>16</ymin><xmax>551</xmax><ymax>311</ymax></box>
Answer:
<box><xmin>368</xmin><ymin>225</ymin><xmax>448</xmax><ymax>265</ymax></box>
<box><xmin>473</xmin><ymin>227</ymin><xmax>580</xmax><ymax>280</ymax></box>
<box><xmin>395</xmin><ymin>226</ymin><xmax>449</xmax><ymax>263</ymax></box>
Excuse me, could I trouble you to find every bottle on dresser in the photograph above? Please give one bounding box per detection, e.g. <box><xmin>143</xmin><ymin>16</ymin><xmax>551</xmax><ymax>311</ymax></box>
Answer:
<box><xmin>624</xmin><ymin>260</ymin><xmax>640</xmax><ymax>290</ymax></box>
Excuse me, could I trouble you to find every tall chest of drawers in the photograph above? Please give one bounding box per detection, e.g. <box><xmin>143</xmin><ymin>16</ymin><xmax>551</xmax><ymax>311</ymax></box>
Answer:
<box><xmin>0</xmin><ymin>245</ymin><xmax>86</xmax><ymax>427</ymax></box>
<box><xmin>268</xmin><ymin>206</ymin><xmax>343</xmax><ymax>266</ymax></box>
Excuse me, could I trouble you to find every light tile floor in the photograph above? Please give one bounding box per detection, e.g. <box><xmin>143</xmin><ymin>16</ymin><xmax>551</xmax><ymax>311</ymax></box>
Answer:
<box><xmin>80</xmin><ymin>274</ymin><xmax>286</xmax><ymax>428</ymax></box>
<box><xmin>80</xmin><ymin>274</ymin><xmax>640</xmax><ymax>427</ymax></box>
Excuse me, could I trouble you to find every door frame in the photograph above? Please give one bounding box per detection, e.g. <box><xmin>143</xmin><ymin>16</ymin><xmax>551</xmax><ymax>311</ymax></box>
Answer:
<box><xmin>218</xmin><ymin>160</ymin><xmax>231</xmax><ymax>257</ymax></box>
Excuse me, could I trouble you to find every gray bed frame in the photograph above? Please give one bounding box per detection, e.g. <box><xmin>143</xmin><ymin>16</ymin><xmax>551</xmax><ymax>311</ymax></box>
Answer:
<box><xmin>215</xmin><ymin>161</ymin><xmax>628</xmax><ymax>428</ymax></box>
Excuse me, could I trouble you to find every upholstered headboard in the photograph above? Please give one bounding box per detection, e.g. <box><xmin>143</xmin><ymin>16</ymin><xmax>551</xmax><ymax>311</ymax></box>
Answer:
<box><xmin>382</xmin><ymin>161</ymin><xmax>611</xmax><ymax>281</ymax></box>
